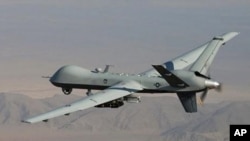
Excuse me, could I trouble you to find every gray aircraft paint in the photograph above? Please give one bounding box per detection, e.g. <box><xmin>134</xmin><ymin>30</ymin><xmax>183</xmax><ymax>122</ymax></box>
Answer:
<box><xmin>23</xmin><ymin>32</ymin><xmax>239</xmax><ymax>123</ymax></box>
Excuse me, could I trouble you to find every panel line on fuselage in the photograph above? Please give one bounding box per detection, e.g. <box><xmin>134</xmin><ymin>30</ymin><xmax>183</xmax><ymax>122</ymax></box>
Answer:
<box><xmin>50</xmin><ymin>71</ymin><xmax>170</xmax><ymax>93</ymax></box>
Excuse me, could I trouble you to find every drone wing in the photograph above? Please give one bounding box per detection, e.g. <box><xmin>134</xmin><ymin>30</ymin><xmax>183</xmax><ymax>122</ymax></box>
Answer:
<box><xmin>23</xmin><ymin>80</ymin><xmax>143</xmax><ymax>123</ymax></box>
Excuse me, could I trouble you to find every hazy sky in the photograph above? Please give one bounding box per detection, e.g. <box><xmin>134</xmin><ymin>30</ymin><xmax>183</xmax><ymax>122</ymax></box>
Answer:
<box><xmin>0</xmin><ymin>0</ymin><xmax>249</xmax><ymax>99</ymax></box>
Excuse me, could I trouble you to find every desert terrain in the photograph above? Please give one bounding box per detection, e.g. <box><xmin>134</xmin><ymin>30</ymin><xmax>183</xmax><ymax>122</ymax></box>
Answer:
<box><xmin>0</xmin><ymin>92</ymin><xmax>250</xmax><ymax>141</ymax></box>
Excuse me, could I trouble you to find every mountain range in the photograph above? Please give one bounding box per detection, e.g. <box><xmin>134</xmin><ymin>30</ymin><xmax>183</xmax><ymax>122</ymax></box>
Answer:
<box><xmin>0</xmin><ymin>93</ymin><xmax>249</xmax><ymax>141</ymax></box>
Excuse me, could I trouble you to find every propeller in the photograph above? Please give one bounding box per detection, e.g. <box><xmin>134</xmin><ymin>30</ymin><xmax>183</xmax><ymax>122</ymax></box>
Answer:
<box><xmin>215</xmin><ymin>82</ymin><xmax>223</xmax><ymax>92</ymax></box>
<box><xmin>199</xmin><ymin>81</ymin><xmax>223</xmax><ymax>105</ymax></box>
<box><xmin>195</xmin><ymin>71</ymin><xmax>223</xmax><ymax>105</ymax></box>
<box><xmin>200</xmin><ymin>89</ymin><xmax>208</xmax><ymax>105</ymax></box>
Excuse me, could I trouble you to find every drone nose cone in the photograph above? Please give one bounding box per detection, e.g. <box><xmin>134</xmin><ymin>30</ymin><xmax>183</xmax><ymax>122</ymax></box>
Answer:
<box><xmin>50</xmin><ymin>65</ymin><xmax>90</xmax><ymax>84</ymax></box>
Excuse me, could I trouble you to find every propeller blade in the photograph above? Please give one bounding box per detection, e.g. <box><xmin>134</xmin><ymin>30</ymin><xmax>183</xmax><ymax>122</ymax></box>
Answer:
<box><xmin>215</xmin><ymin>83</ymin><xmax>223</xmax><ymax>92</ymax></box>
<box><xmin>201</xmin><ymin>89</ymin><xmax>208</xmax><ymax>101</ymax></box>
<box><xmin>198</xmin><ymin>89</ymin><xmax>208</xmax><ymax>105</ymax></box>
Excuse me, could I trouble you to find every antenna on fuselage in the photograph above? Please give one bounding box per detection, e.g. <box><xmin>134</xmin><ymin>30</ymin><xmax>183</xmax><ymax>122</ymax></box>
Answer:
<box><xmin>41</xmin><ymin>75</ymin><xmax>51</xmax><ymax>78</ymax></box>
<box><xmin>93</xmin><ymin>65</ymin><xmax>114</xmax><ymax>73</ymax></box>
<box><xmin>103</xmin><ymin>65</ymin><xmax>114</xmax><ymax>73</ymax></box>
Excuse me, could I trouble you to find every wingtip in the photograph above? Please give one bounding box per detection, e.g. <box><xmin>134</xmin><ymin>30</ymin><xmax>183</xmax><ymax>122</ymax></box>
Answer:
<box><xmin>219</xmin><ymin>32</ymin><xmax>239</xmax><ymax>43</ymax></box>
<box><xmin>231</xmin><ymin>31</ymin><xmax>240</xmax><ymax>36</ymax></box>
<box><xmin>21</xmin><ymin>119</ymin><xmax>32</xmax><ymax>124</ymax></box>
<box><xmin>221</xmin><ymin>31</ymin><xmax>239</xmax><ymax>36</ymax></box>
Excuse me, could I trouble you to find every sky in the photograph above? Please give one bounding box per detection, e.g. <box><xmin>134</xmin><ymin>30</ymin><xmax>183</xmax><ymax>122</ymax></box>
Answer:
<box><xmin>0</xmin><ymin>0</ymin><xmax>249</xmax><ymax>99</ymax></box>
